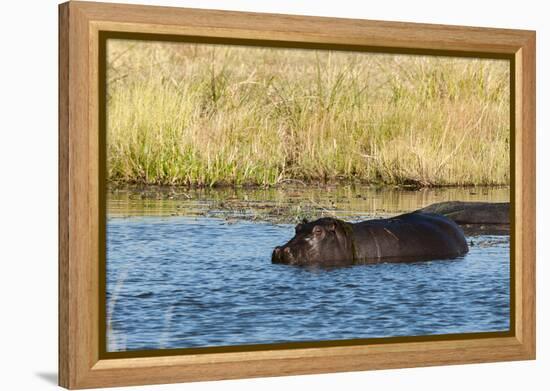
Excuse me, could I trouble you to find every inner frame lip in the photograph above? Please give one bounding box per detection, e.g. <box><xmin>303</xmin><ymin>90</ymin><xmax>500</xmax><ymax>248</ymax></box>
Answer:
<box><xmin>97</xmin><ymin>30</ymin><xmax>516</xmax><ymax>360</ymax></box>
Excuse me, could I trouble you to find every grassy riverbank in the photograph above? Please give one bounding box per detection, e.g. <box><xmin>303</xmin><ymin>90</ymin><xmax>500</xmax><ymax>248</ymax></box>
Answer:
<box><xmin>107</xmin><ymin>41</ymin><xmax>510</xmax><ymax>187</ymax></box>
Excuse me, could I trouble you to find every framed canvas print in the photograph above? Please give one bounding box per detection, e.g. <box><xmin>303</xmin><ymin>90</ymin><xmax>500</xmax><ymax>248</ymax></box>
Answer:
<box><xmin>58</xmin><ymin>1</ymin><xmax>536</xmax><ymax>389</ymax></box>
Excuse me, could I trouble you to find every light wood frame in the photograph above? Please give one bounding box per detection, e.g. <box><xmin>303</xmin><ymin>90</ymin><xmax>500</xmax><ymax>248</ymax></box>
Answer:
<box><xmin>59</xmin><ymin>1</ymin><xmax>536</xmax><ymax>389</ymax></box>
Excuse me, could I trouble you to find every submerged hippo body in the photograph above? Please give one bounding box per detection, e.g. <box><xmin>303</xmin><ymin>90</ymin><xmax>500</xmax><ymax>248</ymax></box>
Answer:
<box><xmin>272</xmin><ymin>212</ymin><xmax>468</xmax><ymax>267</ymax></box>
<box><xmin>419</xmin><ymin>201</ymin><xmax>510</xmax><ymax>235</ymax></box>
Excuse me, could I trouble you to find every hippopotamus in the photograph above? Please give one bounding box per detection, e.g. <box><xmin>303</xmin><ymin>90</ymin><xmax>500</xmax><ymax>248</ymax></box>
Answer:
<box><xmin>272</xmin><ymin>212</ymin><xmax>468</xmax><ymax>267</ymax></box>
<box><xmin>419</xmin><ymin>201</ymin><xmax>510</xmax><ymax>235</ymax></box>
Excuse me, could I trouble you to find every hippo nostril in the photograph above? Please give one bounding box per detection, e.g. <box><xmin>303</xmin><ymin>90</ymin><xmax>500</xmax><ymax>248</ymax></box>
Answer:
<box><xmin>284</xmin><ymin>247</ymin><xmax>291</xmax><ymax>254</ymax></box>
<box><xmin>274</xmin><ymin>247</ymin><xmax>281</xmax><ymax>254</ymax></box>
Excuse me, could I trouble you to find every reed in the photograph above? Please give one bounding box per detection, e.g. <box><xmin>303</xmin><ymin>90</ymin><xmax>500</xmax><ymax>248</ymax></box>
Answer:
<box><xmin>107</xmin><ymin>40</ymin><xmax>510</xmax><ymax>187</ymax></box>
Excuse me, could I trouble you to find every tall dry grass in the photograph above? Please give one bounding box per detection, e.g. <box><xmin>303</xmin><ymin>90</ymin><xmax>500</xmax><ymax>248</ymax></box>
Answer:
<box><xmin>107</xmin><ymin>40</ymin><xmax>510</xmax><ymax>187</ymax></box>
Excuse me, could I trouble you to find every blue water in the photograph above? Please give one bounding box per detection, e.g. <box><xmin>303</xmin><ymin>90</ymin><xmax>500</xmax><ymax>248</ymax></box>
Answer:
<box><xmin>106</xmin><ymin>216</ymin><xmax>510</xmax><ymax>352</ymax></box>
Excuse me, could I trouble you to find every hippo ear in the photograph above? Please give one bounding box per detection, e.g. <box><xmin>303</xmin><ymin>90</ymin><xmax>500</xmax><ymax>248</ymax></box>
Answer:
<box><xmin>301</xmin><ymin>218</ymin><xmax>308</xmax><ymax>224</ymax></box>
<box><xmin>327</xmin><ymin>223</ymin><xmax>336</xmax><ymax>232</ymax></box>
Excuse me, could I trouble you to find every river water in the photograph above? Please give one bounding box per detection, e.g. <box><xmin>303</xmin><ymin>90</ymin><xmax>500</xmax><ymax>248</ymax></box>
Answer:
<box><xmin>106</xmin><ymin>185</ymin><xmax>510</xmax><ymax>352</ymax></box>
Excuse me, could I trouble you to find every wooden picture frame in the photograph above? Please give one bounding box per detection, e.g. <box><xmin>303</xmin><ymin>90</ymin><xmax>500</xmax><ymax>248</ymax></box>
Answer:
<box><xmin>59</xmin><ymin>1</ymin><xmax>536</xmax><ymax>389</ymax></box>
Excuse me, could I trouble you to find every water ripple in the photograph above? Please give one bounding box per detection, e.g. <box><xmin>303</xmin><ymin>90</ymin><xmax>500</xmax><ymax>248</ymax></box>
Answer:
<box><xmin>106</xmin><ymin>217</ymin><xmax>510</xmax><ymax>351</ymax></box>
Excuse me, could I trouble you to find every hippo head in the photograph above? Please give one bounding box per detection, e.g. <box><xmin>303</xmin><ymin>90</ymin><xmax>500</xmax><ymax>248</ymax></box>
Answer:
<box><xmin>271</xmin><ymin>217</ymin><xmax>353</xmax><ymax>266</ymax></box>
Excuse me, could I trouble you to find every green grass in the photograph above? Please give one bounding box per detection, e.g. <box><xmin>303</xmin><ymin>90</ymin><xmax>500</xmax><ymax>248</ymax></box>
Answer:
<box><xmin>107</xmin><ymin>40</ymin><xmax>510</xmax><ymax>187</ymax></box>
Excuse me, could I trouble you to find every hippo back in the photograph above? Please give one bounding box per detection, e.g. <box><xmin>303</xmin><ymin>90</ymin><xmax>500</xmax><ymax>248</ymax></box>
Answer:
<box><xmin>419</xmin><ymin>201</ymin><xmax>509</xmax><ymax>224</ymax></box>
<box><xmin>351</xmin><ymin>212</ymin><xmax>468</xmax><ymax>263</ymax></box>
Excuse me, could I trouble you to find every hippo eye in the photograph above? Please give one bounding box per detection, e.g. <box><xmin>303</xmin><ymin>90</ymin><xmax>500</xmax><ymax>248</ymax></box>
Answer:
<box><xmin>312</xmin><ymin>226</ymin><xmax>323</xmax><ymax>236</ymax></box>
